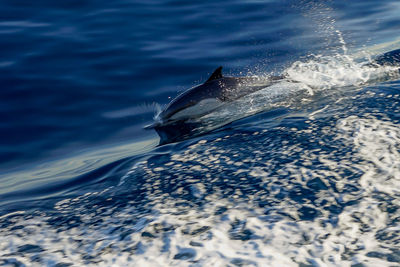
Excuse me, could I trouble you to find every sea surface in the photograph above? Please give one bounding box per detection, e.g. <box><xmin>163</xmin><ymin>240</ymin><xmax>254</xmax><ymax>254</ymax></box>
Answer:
<box><xmin>1</xmin><ymin>0</ymin><xmax>400</xmax><ymax>266</ymax></box>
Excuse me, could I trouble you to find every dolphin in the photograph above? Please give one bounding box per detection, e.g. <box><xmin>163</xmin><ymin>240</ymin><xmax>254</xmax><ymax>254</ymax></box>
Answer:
<box><xmin>156</xmin><ymin>67</ymin><xmax>284</xmax><ymax>124</ymax></box>
<box><xmin>146</xmin><ymin>67</ymin><xmax>283</xmax><ymax>144</ymax></box>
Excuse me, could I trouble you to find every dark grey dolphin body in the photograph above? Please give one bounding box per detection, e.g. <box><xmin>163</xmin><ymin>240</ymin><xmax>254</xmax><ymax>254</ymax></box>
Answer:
<box><xmin>157</xmin><ymin>67</ymin><xmax>283</xmax><ymax>123</ymax></box>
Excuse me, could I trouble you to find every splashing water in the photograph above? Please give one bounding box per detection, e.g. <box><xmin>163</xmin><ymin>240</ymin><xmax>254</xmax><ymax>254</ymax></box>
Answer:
<box><xmin>285</xmin><ymin>53</ymin><xmax>399</xmax><ymax>90</ymax></box>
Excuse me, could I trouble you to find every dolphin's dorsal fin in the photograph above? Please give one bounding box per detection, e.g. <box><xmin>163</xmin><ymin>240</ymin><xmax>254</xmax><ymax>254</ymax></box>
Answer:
<box><xmin>206</xmin><ymin>66</ymin><xmax>223</xmax><ymax>82</ymax></box>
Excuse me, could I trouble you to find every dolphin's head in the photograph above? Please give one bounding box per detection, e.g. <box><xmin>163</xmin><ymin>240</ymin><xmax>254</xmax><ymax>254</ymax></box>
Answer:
<box><xmin>158</xmin><ymin>88</ymin><xmax>199</xmax><ymax>121</ymax></box>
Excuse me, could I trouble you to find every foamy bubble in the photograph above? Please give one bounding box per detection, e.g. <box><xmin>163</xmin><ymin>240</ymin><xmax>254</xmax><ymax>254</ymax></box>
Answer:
<box><xmin>286</xmin><ymin>54</ymin><xmax>399</xmax><ymax>90</ymax></box>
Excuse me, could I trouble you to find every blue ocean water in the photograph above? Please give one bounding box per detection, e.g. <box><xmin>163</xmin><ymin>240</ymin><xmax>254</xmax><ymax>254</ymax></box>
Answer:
<box><xmin>1</xmin><ymin>0</ymin><xmax>400</xmax><ymax>265</ymax></box>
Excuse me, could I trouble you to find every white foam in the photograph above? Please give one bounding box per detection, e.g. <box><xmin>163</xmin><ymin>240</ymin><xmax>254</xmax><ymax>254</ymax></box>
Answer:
<box><xmin>2</xmin><ymin>114</ymin><xmax>400</xmax><ymax>266</ymax></box>
<box><xmin>337</xmin><ymin>115</ymin><xmax>400</xmax><ymax>196</ymax></box>
<box><xmin>285</xmin><ymin>54</ymin><xmax>398</xmax><ymax>90</ymax></box>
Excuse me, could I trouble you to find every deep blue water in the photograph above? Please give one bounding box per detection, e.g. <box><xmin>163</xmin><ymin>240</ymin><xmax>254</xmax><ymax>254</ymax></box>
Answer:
<box><xmin>1</xmin><ymin>0</ymin><xmax>400</xmax><ymax>266</ymax></box>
